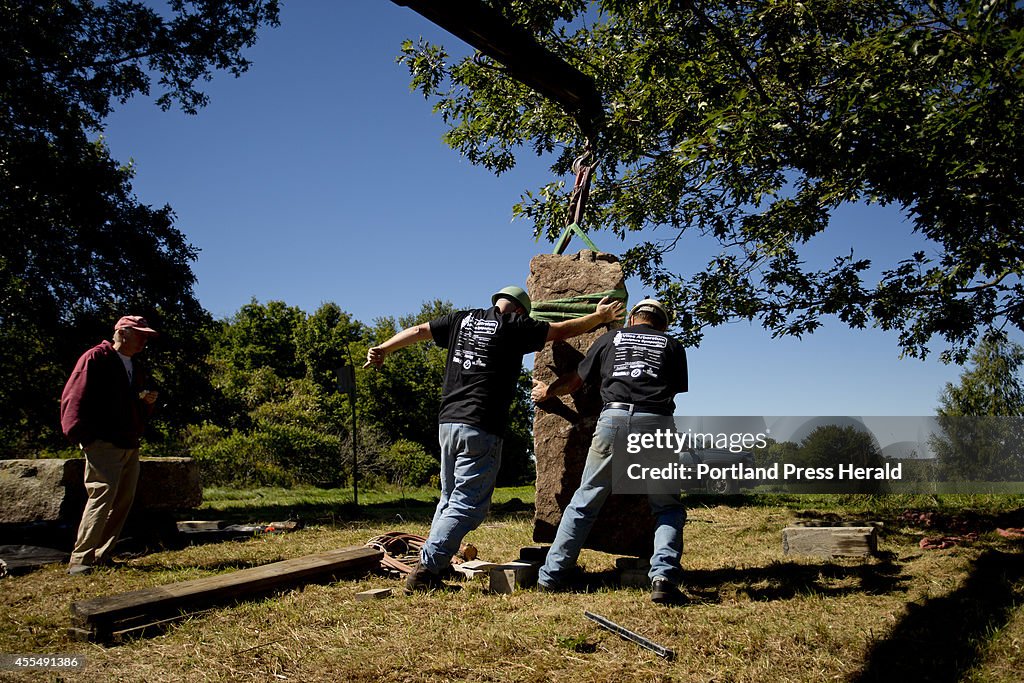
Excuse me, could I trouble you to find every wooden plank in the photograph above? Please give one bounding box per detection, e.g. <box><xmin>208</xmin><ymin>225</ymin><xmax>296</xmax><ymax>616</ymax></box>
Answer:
<box><xmin>458</xmin><ymin>560</ymin><xmax>497</xmax><ymax>571</ymax></box>
<box><xmin>70</xmin><ymin>546</ymin><xmax>383</xmax><ymax>630</ymax></box>
<box><xmin>176</xmin><ymin>520</ymin><xmax>226</xmax><ymax>531</ymax></box>
<box><xmin>454</xmin><ymin>559</ymin><xmax>497</xmax><ymax>580</ymax></box>
<box><xmin>782</xmin><ymin>527</ymin><xmax>878</xmax><ymax>557</ymax></box>
<box><xmin>355</xmin><ymin>588</ymin><xmax>393</xmax><ymax>602</ymax></box>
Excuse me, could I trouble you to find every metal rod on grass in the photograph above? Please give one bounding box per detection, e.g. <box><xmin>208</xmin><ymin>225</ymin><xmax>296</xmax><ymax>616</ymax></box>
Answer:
<box><xmin>583</xmin><ymin>611</ymin><xmax>676</xmax><ymax>660</ymax></box>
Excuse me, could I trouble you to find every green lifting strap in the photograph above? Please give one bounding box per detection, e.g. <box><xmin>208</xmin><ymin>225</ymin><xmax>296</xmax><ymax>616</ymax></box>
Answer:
<box><xmin>530</xmin><ymin>288</ymin><xmax>628</xmax><ymax>323</ymax></box>
<box><xmin>552</xmin><ymin>222</ymin><xmax>599</xmax><ymax>255</ymax></box>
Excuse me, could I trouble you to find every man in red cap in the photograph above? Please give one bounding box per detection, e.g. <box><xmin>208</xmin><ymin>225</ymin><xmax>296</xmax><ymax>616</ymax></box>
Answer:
<box><xmin>61</xmin><ymin>315</ymin><xmax>159</xmax><ymax>575</ymax></box>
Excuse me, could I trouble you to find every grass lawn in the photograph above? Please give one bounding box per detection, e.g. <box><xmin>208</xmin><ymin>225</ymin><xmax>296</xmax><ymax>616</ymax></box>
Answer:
<box><xmin>2</xmin><ymin>488</ymin><xmax>1024</xmax><ymax>682</ymax></box>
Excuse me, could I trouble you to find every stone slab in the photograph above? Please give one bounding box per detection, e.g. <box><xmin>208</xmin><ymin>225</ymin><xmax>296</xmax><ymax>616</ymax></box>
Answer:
<box><xmin>0</xmin><ymin>458</ymin><xmax>202</xmax><ymax>525</ymax></box>
<box><xmin>0</xmin><ymin>459</ymin><xmax>82</xmax><ymax>524</ymax></box>
<box><xmin>528</xmin><ymin>251</ymin><xmax>654</xmax><ymax>557</ymax></box>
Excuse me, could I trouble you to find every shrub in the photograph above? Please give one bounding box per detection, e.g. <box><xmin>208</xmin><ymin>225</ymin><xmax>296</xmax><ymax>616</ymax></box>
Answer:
<box><xmin>383</xmin><ymin>439</ymin><xmax>439</xmax><ymax>487</ymax></box>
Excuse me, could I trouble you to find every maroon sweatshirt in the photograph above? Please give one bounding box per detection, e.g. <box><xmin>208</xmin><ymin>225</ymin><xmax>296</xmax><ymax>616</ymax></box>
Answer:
<box><xmin>60</xmin><ymin>340</ymin><xmax>152</xmax><ymax>448</ymax></box>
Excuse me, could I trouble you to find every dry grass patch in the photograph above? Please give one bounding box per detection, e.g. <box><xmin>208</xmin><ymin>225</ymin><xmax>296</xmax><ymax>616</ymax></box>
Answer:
<box><xmin>1</xmin><ymin>492</ymin><xmax>1023</xmax><ymax>681</ymax></box>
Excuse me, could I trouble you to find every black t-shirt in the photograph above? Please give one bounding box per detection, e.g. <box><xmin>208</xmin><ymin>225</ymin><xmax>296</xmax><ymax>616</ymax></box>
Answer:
<box><xmin>430</xmin><ymin>307</ymin><xmax>550</xmax><ymax>434</ymax></box>
<box><xmin>577</xmin><ymin>324</ymin><xmax>688</xmax><ymax>415</ymax></box>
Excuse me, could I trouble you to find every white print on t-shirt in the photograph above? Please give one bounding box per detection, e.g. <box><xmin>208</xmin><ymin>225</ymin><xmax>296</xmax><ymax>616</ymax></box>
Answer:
<box><xmin>453</xmin><ymin>316</ymin><xmax>499</xmax><ymax>371</ymax></box>
<box><xmin>611</xmin><ymin>331</ymin><xmax>667</xmax><ymax>379</ymax></box>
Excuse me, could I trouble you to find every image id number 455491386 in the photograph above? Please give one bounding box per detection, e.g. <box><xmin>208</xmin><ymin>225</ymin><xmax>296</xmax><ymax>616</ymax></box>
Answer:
<box><xmin>0</xmin><ymin>654</ymin><xmax>86</xmax><ymax>671</ymax></box>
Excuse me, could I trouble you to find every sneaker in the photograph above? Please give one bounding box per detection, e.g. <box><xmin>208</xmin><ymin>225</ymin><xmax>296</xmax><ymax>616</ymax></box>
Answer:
<box><xmin>404</xmin><ymin>564</ymin><xmax>448</xmax><ymax>594</ymax></box>
<box><xmin>67</xmin><ymin>564</ymin><xmax>93</xmax><ymax>576</ymax></box>
<box><xmin>651</xmin><ymin>577</ymin><xmax>686</xmax><ymax>605</ymax></box>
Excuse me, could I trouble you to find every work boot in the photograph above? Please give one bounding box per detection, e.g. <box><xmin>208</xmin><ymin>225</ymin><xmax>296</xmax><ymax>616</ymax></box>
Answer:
<box><xmin>651</xmin><ymin>577</ymin><xmax>686</xmax><ymax>605</ymax></box>
<box><xmin>404</xmin><ymin>564</ymin><xmax>447</xmax><ymax>594</ymax></box>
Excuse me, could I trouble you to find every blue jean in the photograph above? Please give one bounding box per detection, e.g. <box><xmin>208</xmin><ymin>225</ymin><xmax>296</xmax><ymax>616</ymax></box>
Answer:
<box><xmin>420</xmin><ymin>422</ymin><xmax>503</xmax><ymax>574</ymax></box>
<box><xmin>538</xmin><ymin>409</ymin><xmax>686</xmax><ymax>587</ymax></box>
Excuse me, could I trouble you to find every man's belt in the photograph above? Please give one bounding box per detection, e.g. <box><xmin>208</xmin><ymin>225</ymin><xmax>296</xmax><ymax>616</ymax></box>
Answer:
<box><xmin>602</xmin><ymin>402</ymin><xmax>672</xmax><ymax>416</ymax></box>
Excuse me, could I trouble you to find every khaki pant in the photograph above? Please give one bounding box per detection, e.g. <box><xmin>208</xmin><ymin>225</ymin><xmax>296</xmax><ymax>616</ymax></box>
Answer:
<box><xmin>69</xmin><ymin>440</ymin><xmax>140</xmax><ymax>568</ymax></box>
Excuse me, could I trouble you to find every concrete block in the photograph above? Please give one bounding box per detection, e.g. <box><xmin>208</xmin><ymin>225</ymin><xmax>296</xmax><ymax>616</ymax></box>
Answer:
<box><xmin>489</xmin><ymin>561</ymin><xmax>539</xmax><ymax>594</ymax></box>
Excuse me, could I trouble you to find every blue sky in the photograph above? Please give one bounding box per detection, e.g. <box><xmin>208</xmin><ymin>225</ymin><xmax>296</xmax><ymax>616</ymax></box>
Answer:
<box><xmin>98</xmin><ymin>1</ymin><xmax>1008</xmax><ymax>417</ymax></box>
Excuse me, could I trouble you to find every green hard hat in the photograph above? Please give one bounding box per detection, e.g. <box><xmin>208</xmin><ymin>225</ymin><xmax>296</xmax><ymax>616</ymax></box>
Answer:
<box><xmin>492</xmin><ymin>285</ymin><xmax>532</xmax><ymax>314</ymax></box>
<box><xmin>630</xmin><ymin>298</ymin><xmax>670</xmax><ymax>325</ymax></box>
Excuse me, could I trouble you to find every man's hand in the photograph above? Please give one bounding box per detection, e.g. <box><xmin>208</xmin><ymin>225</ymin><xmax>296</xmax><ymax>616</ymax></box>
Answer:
<box><xmin>364</xmin><ymin>346</ymin><xmax>387</xmax><ymax>369</ymax></box>
<box><xmin>140</xmin><ymin>390</ymin><xmax>158</xmax><ymax>406</ymax></box>
<box><xmin>595</xmin><ymin>296</ymin><xmax>625</xmax><ymax>323</ymax></box>
<box><xmin>531</xmin><ymin>379</ymin><xmax>550</xmax><ymax>403</ymax></box>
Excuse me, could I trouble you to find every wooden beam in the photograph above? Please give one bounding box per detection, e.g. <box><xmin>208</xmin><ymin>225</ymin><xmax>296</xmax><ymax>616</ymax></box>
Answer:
<box><xmin>782</xmin><ymin>526</ymin><xmax>878</xmax><ymax>557</ymax></box>
<box><xmin>70</xmin><ymin>546</ymin><xmax>383</xmax><ymax>641</ymax></box>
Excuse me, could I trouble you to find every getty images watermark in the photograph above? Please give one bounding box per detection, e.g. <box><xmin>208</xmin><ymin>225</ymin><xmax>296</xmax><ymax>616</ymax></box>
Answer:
<box><xmin>609</xmin><ymin>416</ymin><xmax>1024</xmax><ymax>495</ymax></box>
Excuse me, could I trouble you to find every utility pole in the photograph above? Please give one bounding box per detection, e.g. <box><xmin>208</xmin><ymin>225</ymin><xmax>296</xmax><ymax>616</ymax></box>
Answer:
<box><xmin>336</xmin><ymin>355</ymin><xmax>358</xmax><ymax>506</ymax></box>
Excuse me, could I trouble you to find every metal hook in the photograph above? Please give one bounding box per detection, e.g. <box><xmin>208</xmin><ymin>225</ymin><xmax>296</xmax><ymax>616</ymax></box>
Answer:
<box><xmin>571</xmin><ymin>143</ymin><xmax>595</xmax><ymax>174</ymax></box>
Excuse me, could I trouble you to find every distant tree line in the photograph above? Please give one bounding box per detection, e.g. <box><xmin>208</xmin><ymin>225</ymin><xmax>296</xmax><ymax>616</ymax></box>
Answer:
<box><xmin>751</xmin><ymin>333</ymin><xmax>1024</xmax><ymax>485</ymax></box>
<box><xmin>187</xmin><ymin>298</ymin><xmax>536</xmax><ymax>488</ymax></box>
<box><xmin>6</xmin><ymin>297</ymin><xmax>536</xmax><ymax>488</ymax></box>
<box><xmin>0</xmin><ymin>1</ymin><xmax>535</xmax><ymax>488</ymax></box>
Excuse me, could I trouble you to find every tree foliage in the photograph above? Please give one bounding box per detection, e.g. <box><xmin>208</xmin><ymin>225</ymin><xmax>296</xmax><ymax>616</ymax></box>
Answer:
<box><xmin>194</xmin><ymin>299</ymin><xmax>537</xmax><ymax>488</ymax></box>
<box><xmin>357</xmin><ymin>300</ymin><xmax>454</xmax><ymax>458</ymax></box>
<box><xmin>798</xmin><ymin>424</ymin><xmax>884</xmax><ymax>471</ymax></box>
<box><xmin>199</xmin><ymin>301</ymin><xmax>356</xmax><ymax>486</ymax></box>
<box><xmin>0</xmin><ymin>0</ymin><xmax>280</xmax><ymax>453</ymax></box>
<box><xmin>938</xmin><ymin>332</ymin><xmax>1024</xmax><ymax>418</ymax></box>
<box><xmin>933</xmin><ymin>332</ymin><xmax>1024</xmax><ymax>480</ymax></box>
<box><xmin>399</xmin><ymin>0</ymin><xmax>1024</xmax><ymax>362</ymax></box>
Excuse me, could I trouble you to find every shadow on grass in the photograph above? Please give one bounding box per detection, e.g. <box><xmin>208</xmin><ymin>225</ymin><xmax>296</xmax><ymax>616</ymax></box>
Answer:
<box><xmin>552</xmin><ymin>558</ymin><xmax>908</xmax><ymax>602</ymax></box>
<box><xmin>108</xmin><ymin>498</ymin><xmax>538</xmax><ymax>559</ymax></box>
<box><xmin>195</xmin><ymin>496</ymin><xmax>439</xmax><ymax>526</ymax></box>
<box><xmin>193</xmin><ymin>496</ymin><xmax>535</xmax><ymax>527</ymax></box>
<box><xmin>851</xmin><ymin>549</ymin><xmax>1024</xmax><ymax>683</ymax></box>
<box><xmin>120</xmin><ymin>558</ymin><xmax>276</xmax><ymax>574</ymax></box>
<box><xmin>683</xmin><ymin>557</ymin><xmax>909</xmax><ymax>603</ymax></box>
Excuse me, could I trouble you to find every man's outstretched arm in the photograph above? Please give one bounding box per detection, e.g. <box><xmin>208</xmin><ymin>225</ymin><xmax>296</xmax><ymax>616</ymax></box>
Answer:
<box><xmin>364</xmin><ymin>323</ymin><xmax>433</xmax><ymax>368</ymax></box>
<box><xmin>545</xmin><ymin>296</ymin><xmax>624</xmax><ymax>343</ymax></box>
